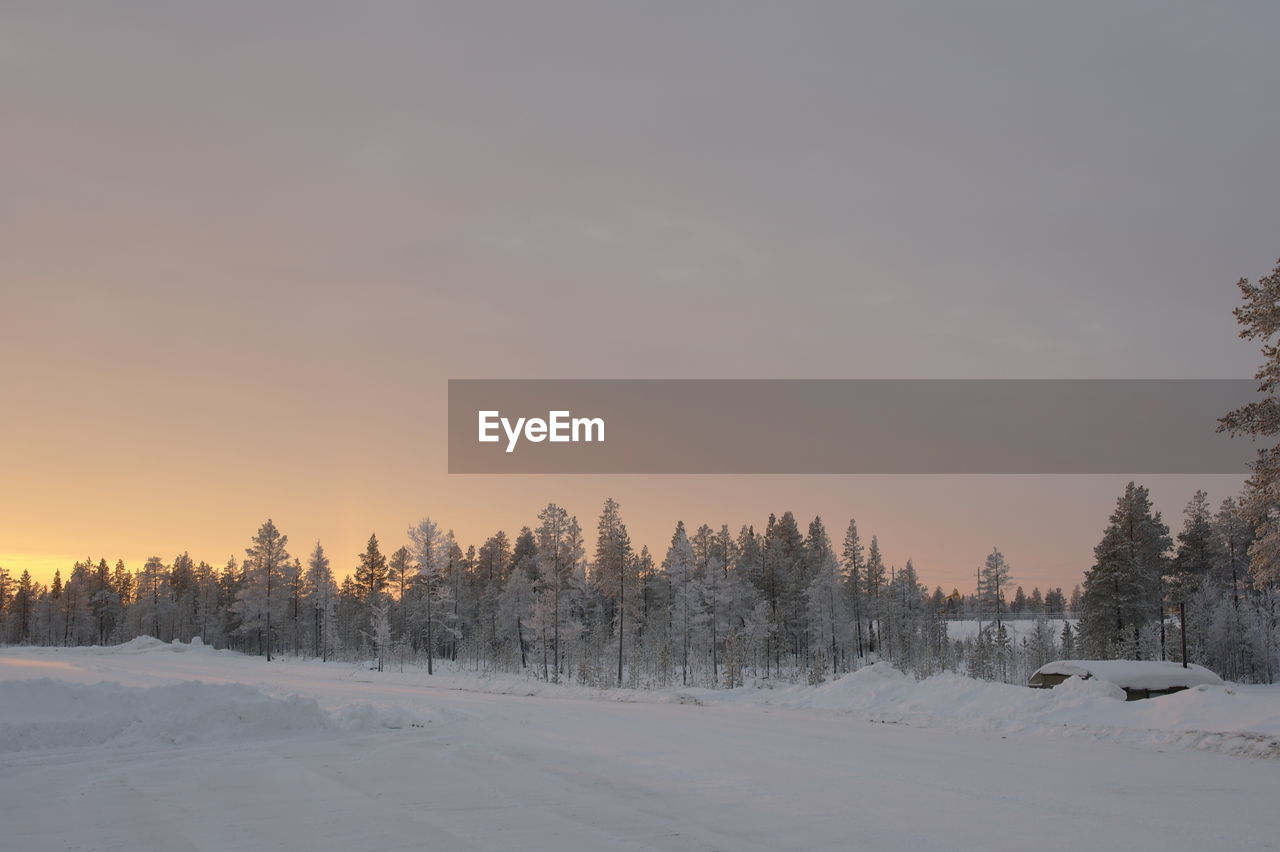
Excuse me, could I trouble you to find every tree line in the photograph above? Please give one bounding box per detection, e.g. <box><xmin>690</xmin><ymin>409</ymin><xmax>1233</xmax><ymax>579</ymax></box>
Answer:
<box><xmin>3</xmin><ymin>260</ymin><xmax>1280</xmax><ymax>687</ymax></box>
<box><xmin>0</xmin><ymin>484</ymin><xmax>1274</xmax><ymax>685</ymax></box>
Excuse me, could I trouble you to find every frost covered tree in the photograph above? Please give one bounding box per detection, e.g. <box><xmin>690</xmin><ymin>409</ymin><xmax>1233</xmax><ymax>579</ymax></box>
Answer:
<box><xmin>232</xmin><ymin>519</ymin><xmax>291</xmax><ymax>661</ymax></box>
<box><xmin>476</xmin><ymin>531</ymin><xmax>512</xmax><ymax>663</ymax></box>
<box><xmin>593</xmin><ymin>497</ymin><xmax>635</xmax><ymax>686</ymax></box>
<box><xmin>532</xmin><ymin>504</ymin><xmax>583</xmax><ymax>683</ymax></box>
<box><xmin>1219</xmin><ymin>258</ymin><xmax>1280</xmax><ymax>568</ymax></box>
<box><xmin>407</xmin><ymin>517</ymin><xmax>446</xmax><ymax>674</ymax></box>
<box><xmin>89</xmin><ymin>558</ymin><xmax>120</xmax><ymax>645</ymax></box>
<box><xmin>864</xmin><ymin>536</ymin><xmax>886</xmax><ymax>656</ymax></box>
<box><xmin>806</xmin><ymin>519</ymin><xmax>846</xmax><ymax>674</ymax></box>
<box><xmin>60</xmin><ymin>560</ymin><xmax>93</xmax><ymax>646</ymax></box>
<box><xmin>1217</xmin><ymin>258</ymin><xmax>1280</xmax><ymax>679</ymax></box>
<box><xmin>977</xmin><ymin>548</ymin><xmax>1012</xmax><ymax>628</ymax></box>
<box><xmin>842</xmin><ymin>518</ymin><xmax>866</xmax><ymax>660</ymax></box>
<box><xmin>305</xmin><ymin>542</ymin><xmax>337</xmax><ymax>660</ymax></box>
<box><xmin>665</xmin><ymin>522</ymin><xmax>704</xmax><ymax>686</ymax></box>
<box><xmin>368</xmin><ymin>599</ymin><xmax>393</xmax><ymax>672</ymax></box>
<box><xmin>131</xmin><ymin>556</ymin><xmax>175</xmax><ymax>641</ymax></box>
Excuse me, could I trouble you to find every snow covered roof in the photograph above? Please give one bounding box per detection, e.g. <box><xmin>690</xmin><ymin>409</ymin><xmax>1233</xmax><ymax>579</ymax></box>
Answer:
<box><xmin>1033</xmin><ymin>660</ymin><xmax>1223</xmax><ymax>690</ymax></box>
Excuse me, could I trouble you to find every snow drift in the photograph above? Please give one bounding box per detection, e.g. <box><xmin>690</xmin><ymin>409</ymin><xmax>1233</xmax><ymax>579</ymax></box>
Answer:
<box><xmin>686</xmin><ymin>663</ymin><xmax>1280</xmax><ymax>758</ymax></box>
<box><xmin>0</xmin><ymin>680</ymin><xmax>337</xmax><ymax>753</ymax></box>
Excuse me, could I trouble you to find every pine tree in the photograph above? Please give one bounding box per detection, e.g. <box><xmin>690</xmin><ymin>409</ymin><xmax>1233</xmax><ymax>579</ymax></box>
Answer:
<box><xmin>1211</xmin><ymin>496</ymin><xmax>1253</xmax><ymax>610</ymax></box>
<box><xmin>1011</xmin><ymin>586</ymin><xmax>1028</xmax><ymax>617</ymax></box>
<box><xmin>805</xmin><ymin>518</ymin><xmax>845</xmax><ymax>675</ymax></box>
<box><xmin>978</xmin><ymin>548</ymin><xmax>1012</xmax><ymax>628</ymax></box>
<box><xmin>476</xmin><ymin>531</ymin><xmax>511</xmax><ymax>662</ymax></box>
<box><xmin>135</xmin><ymin>556</ymin><xmax>172</xmax><ymax>640</ymax></box>
<box><xmin>233</xmin><ymin>519</ymin><xmax>290</xmax><ymax>661</ymax></box>
<box><xmin>665</xmin><ymin>521</ymin><xmax>703</xmax><ymax>686</ymax></box>
<box><xmin>841</xmin><ymin>518</ymin><xmax>866</xmax><ymax>661</ymax></box>
<box><xmin>534</xmin><ymin>504</ymin><xmax>582</xmax><ymax>683</ymax></box>
<box><xmin>408</xmin><ymin>518</ymin><xmax>445</xmax><ymax>674</ymax></box>
<box><xmin>593</xmin><ymin>497</ymin><xmax>635</xmax><ymax>687</ymax></box>
<box><xmin>355</xmin><ymin>534</ymin><xmax>388</xmax><ymax>607</ymax></box>
<box><xmin>1060</xmin><ymin>620</ymin><xmax>1076</xmax><ymax>658</ymax></box>
<box><xmin>864</xmin><ymin>537</ymin><xmax>886</xmax><ymax>656</ymax></box>
<box><xmin>1170</xmin><ymin>490</ymin><xmax>1214</xmax><ymax>603</ymax></box>
<box><xmin>194</xmin><ymin>560</ymin><xmax>221</xmax><ymax>646</ymax></box>
<box><xmin>506</xmin><ymin>527</ymin><xmax>538</xmax><ymax>669</ymax></box>
<box><xmin>113</xmin><ymin>560</ymin><xmax>134</xmax><ymax>613</ymax></box>
<box><xmin>1079</xmin><ymin>483</ymin><xmax>1171</xmax><ymax>658</ymax></box>
<box><xmin>1044</xmin><ymin>587</ymin><xmax>1066</xmax><ymax>615</ymax></box>
<box><xmin>90</xmin><ymin>558</ymin><xmax>119</xmax><ymax>645</ymax></box>
<box><xmin>305</xmin><ymin>542</ymin><xmax>336</xmax><ymax>660</ymax></box>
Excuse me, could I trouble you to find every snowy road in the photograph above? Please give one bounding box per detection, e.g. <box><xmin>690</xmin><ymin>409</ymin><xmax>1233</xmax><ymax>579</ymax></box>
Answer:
<box><xmin>2</xmin><ymin>647</ymin><xmax>1278</xmax><ymax>851</ymax></box>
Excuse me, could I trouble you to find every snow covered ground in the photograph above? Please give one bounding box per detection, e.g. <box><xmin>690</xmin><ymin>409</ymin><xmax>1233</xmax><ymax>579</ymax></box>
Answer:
<box><xmin>3</xmin><ymin>641</ymin><xmax>1279</xmax><ymax>851</ymax></box>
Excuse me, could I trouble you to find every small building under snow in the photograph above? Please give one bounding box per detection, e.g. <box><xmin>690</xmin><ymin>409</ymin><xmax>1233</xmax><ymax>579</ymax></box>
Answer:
<box><xmin>1028</xmin><ymin>660</ymin><xmax>1224</xmax><ymax>701</ymax></box>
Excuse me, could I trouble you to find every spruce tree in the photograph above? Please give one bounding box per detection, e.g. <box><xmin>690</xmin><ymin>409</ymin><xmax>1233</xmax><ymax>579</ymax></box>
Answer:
<box><xmin>1079</xmin><ymin>482</ymin><xmax>1171</xmax><ymax>658</ymax></box>
<box><xmin>593</xmin><ymin>497</ymin><xmax>635</xmax><ymax>686</ymax></box>
<box><xmin>355</xmin><ymin>534</ymin><xmax>388</xmax><ymax>607</ymax></box>
<box><xmin>1219</xmin><ymin>258</ymin><xmax>1280</xmax><ymax>588</ymax></box>
<box><xmin>841</xmin><ymin>519</ymin><xmax>865</xmax><ymax>660</ymax></box>
<box><xmin>978</xmin><ymin>548</ymin><xmax>1012</xmax><ymax>627</ymax></box>
<box><xmin>408</xmin><ymin>518</ymin><xmax>445</xmax><ymax>674</ymax></box>
<box><xmin>1170</xmin><ymin>490</ymin><xmax>1214</xmax><ymax>604</ymax></box>
<box><xmin>305</xmin><ymin>542</ymin><xmax>336</xmax><ymax>660</ymax></box>
<box><xmin>233</xmin><ymin>519</ymin><xmax>290</xmax><ymax>661</ymax></box>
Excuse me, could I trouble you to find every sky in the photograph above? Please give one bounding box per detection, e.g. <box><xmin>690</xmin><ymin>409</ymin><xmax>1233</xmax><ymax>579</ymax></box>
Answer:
<box><xmin>3</xmin><ymin>3</ymin><xmax>1278</xmax><ymax>594</ymax></box>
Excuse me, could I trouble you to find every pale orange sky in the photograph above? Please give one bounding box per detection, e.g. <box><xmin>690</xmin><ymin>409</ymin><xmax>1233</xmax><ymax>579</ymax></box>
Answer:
<box><xmin>2</xmin><ymin>5</ymin><xmax>1275</xmax><ymax>593</ymax></box>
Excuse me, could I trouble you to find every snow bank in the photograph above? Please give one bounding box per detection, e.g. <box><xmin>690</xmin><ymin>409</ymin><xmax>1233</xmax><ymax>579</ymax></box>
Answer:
<box><xmin>329</xmin><ymin>661</ymin><xmax>1279</xmax><ymax>758</ymax></box>
<box><xmin>106</xmin><ymin>635</ymin><xmax>213</xmax><ymax>654</ymax></box>
<box><xmin>4</xmin><ymin>645</ymin><xmax>1276</xmax><ymax>760</ymax></box>
<box><xmin>686</xmin><ymin>663</ymin><xmax>1280</xmax><ymax>758</ymax></box>
<box><xmin>0</xmin><ymin>679</ymin><xmax>415</xmax><ymax>754</ymax></box>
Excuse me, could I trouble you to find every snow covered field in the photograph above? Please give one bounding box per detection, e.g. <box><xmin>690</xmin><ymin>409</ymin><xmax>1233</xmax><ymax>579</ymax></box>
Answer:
<box><xmin>3</xmin><ymin>641</ymin><xmax>1279</xmax><ymax>851</ymax></box>
<box><xmin>943</xmin><ymin>617</ymin><xmax>1076</xmax><ymax>642</ymax></box>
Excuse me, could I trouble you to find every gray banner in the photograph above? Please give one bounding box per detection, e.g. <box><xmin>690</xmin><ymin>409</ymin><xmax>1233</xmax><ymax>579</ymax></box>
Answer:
<box><xmin>448</xmin><ymin>380</ymin><xmax>1257</xmax><ymax>474</ymax></box>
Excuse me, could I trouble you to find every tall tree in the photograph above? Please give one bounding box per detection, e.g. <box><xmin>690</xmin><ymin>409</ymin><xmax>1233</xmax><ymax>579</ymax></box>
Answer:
<box><xmin>355</xmin><ymin>534</ymin><xmax>389</xmax><ymax>607</ymax></box>
<box><xmin>534</xmin><ymin>504</ymin><xmax>583</xmax><ymax>683</ymax></box>
<box><xmin>594</xmin><ymin>497</ymin><xmax>635</xmax><ymax>687</ymax></box>
<box><xmin>233</xmin><ymin>519</ymin><xmax>290</xmax><ymax>661</ymax></box>
<box><xmin>305</xmin><ymin>542</ymin><xmax>336</xmax><ymax>660</ymax></box>
<box><xmin>977</xmin><ymin>548</ymin><xmax>1012</xmax><ymax>628</ymax></box>
<box><xmin>864</xmin><ymin>536</ymin><xmax>886</xmax><ymax>655</ymax></box>
<box><xmin>476</xmin><ymin>531</ymin><xmax>512</xmax><ymax>662</ymax></box>
<box><xmin>407</xmin><ymin>518</ymin><xmax>445</xmax><ymax>674</ymax></box>
<box><xmin>841</xmin><ymin>518</ymin><xmax>866</xmax><ymax>660</ymax></box>
<box><xmin>1211</xmin><ymin>496</ymin><xmax>1253</xmax><ymax>610</ymax></box>
<box><xmin>1170</xmin><ymin>490</ymin><xmax>1214</xmax><ymax>604</ymax></box>
<box><xmin>1219</xmin><ymin>258</ymin><xmax>1280</xmax><ymax>588</ymax></box>
<box><xmin>1079</xmin><ymin>482</ymin><xmax>1171</xmax><ymax>658</ymax></box>
<box><xmin>665</xmin><ymin>521</ymin><xmax>702</xmax><ymax>686</ymax></box>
